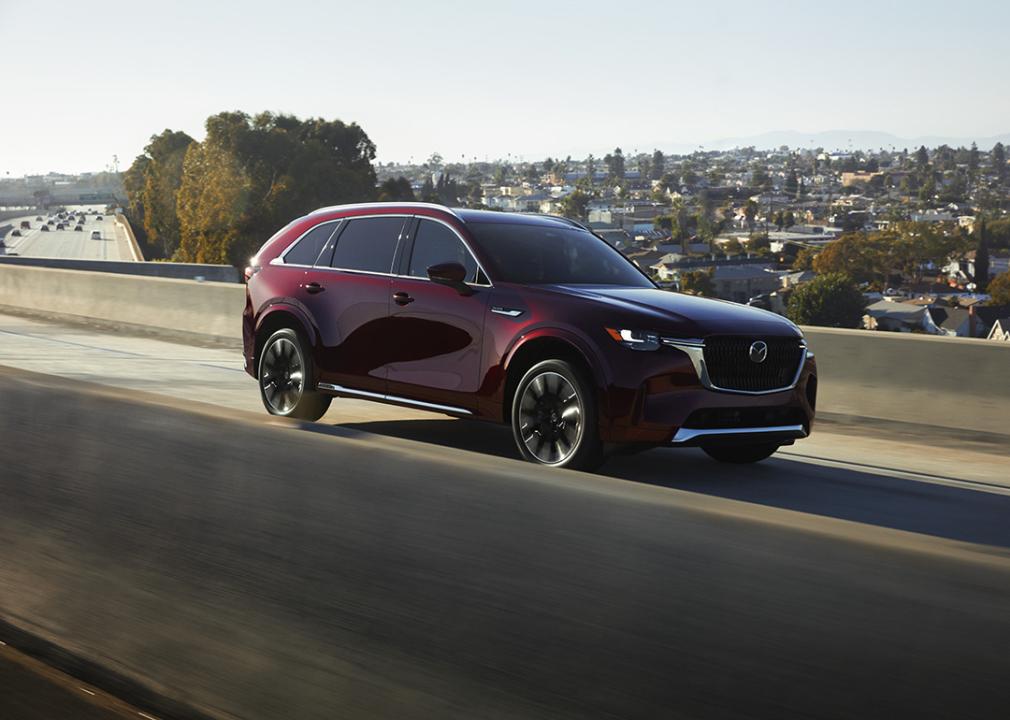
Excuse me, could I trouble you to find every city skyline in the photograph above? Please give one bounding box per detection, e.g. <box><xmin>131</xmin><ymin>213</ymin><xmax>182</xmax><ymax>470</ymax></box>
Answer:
<box><xmin>2</xmin><ymin>0</ymin><xmax>1009</xmax><ymax>175</ymax></box>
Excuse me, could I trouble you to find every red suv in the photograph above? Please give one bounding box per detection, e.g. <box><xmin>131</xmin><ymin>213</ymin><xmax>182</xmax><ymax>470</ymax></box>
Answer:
<box><xmin>243</xmin><ymin>203</ymin><xmax>816</xmax><ymax>470</ymax></box>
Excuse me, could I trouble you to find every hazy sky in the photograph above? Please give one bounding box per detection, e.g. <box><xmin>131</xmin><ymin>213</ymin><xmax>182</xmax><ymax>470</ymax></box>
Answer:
<box><xmin>2</xmin><ymin>0</ymin><xmax>1009</xmax><ymax>175</ymax></box>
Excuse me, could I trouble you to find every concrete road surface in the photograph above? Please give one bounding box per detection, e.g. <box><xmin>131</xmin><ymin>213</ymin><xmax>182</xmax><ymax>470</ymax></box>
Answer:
<box><xmin>0</xmin><ymin>206</ymin><xmax>135</xmax><ymax>261</ymax></box>
<box><xmin>1</xmin><ymin>310</ymin><xmax>1009</xmax><ymax>719</ymax></box>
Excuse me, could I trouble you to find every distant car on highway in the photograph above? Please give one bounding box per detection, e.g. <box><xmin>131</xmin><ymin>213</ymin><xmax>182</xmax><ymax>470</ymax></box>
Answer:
<box><xmin>74</xmin><ymin>225</ymin><xmax>84</xmax><ymax>231</ymax></box>
<box><xmin>10</xmin><ymin>229</ymin><xmax>21</xmax><ymax>237</ymax></box>
<box><xmin>56</xmin><ymin>223</ymin><xmax>65</xmax><ymax>230</ymax></box>
<box><xmin>243</xmin><ymin>203</ymin><xmax>817</xmax><ymax>469</ymax></box>
<box><xmin>40</xmin><ymin>225</ymin><xmax>50</xmax><ymax>232</ymax></box>
<box><xmin>20</xmin><ymin>220</ymin><xmax>30</xmax><ymax>229</ymax></box>
<box><xmin>35</xmin><ymin>216</ymin><xmax>43</xmax><ymax>221</ymax></box>
<box><xmin>96</xmin><ymin>215</ymin><xmax>103</xmax><ymax>221</ymax></box>
<box><xmin>90</xmin><ymin>230</ymin><xmax>102</xmax><ymax>240</ymax></box>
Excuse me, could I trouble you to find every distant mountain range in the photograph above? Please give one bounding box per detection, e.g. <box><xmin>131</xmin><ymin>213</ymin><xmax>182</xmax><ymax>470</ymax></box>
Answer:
<box><xmin>674</xmin><ymin>130</ymin><xmax>1010</xmax><ymax>154</ymax></box>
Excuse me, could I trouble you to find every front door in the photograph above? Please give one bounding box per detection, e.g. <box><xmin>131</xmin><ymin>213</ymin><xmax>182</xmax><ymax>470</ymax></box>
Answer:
<box><xmin>385</xmin><ymin>217</ymin><xmax>489</xmax><ymax>412</ymax></box>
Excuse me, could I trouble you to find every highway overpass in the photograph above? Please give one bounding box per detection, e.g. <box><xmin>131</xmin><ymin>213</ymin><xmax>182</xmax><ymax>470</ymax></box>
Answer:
<box><xmin>0</xmin><ymin>266</ymin><xmax>1008</xmax><ymax>720</ymax></box>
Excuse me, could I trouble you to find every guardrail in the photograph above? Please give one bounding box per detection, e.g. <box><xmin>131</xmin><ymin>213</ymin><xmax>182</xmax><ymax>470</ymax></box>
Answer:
<box><xmin>0</xmin><ymin>262</ymin><xmax>1007</xmax><ymax>434</ymax></box>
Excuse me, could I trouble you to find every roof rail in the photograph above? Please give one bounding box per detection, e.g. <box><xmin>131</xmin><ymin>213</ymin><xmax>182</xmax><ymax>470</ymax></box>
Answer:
<box><xmin>519</xmin><ymin>212</ymin><xmax>590</xmax><ymax>231</ymax></box>
<box><xmin>309</xmin><ymin>202</ymin><xmax>461</xmax><ymax>220</ymax></box>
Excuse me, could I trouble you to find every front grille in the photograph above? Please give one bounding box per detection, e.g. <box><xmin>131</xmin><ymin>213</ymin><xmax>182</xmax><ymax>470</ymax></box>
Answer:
<box><xmin>703</xmin><ymin>337</ymin><xmax>804</xmax><ymax>392</ymax></box>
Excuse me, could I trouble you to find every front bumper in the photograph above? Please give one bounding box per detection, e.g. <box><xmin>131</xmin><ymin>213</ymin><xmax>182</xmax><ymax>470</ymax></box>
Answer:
<box><xmin>599</xmin><ymin>342</ymin><xmax>817</xmax><ymax>445</ymax></box>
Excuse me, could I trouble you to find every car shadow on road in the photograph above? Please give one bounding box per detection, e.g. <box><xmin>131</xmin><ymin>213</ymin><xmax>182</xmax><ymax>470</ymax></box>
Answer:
<box><xmin>334</xmin><ymin>417</ymin><xmax>1010</xmax><ymax>549</ymax></box>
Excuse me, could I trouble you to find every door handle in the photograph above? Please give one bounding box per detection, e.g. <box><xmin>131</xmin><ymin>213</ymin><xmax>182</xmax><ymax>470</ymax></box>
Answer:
<box><xmin>393</xmin><ymin>291</ymin><xmax>414</xmax><ymax>306</ymax></box>
<box><xmin>303</xmin><ymin>282</ymin><xmax>325</xmax><ymax>294</ymax></box>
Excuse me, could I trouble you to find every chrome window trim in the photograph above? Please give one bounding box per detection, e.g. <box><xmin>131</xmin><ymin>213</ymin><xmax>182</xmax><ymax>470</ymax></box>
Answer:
<box><xmin>670</xmin><ymin>424</ymin><xmax>807</xmax><ymax>444</ymax></box>
<box><xmin>403</xmin><ymin>215</ymin><xmax>493</xmax><ymax>288</ymax></box>
<box><xmin>272</xmin><ymin>219</ymin><xmax>343</xmax><ymax>268</ymax></box>
<box><xmin>317</xmin><ymin>383</ymin><xmax>473</xmax><ymax>416</ymax></box>
<box><xmin>662</xmin><ymin>337</ymin><xmax>808</xmax><ymax>396</ymax></box>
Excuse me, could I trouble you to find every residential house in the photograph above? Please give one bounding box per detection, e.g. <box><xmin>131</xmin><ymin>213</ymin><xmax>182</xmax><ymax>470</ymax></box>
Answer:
<box><xmin>864</xmin><ymin>300</ymin><xmax>926</xmax><ymax>332</ymax></box>
<box><xmin>710</xmin><ymin>265</ymin><xmax>778</xmax><ymax>303</ymax></box>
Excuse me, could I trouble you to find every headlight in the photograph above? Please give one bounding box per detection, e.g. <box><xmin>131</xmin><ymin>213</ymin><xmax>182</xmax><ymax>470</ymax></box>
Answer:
<box><xmin>605</xmin><ymin>328</ymin><xmax>660</xmax><ymax>351</ymax></box>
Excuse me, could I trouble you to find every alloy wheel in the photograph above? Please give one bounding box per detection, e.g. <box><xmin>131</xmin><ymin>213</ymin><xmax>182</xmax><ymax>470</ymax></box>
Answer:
<box><xmin>260</xmin><ymin>337</ymin><xmax>305</xmax><ymax>415</ymax></box>
<box><xmin>518</xmin><ymin>371</ymin><xmax>583</xmax><ymax>465</ymax></box>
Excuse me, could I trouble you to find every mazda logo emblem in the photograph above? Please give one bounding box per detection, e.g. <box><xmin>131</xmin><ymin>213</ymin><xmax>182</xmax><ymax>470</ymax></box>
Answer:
<box><xmin>749</xmin><ymin>341</ymin><xmax>768</xmax><ymax>364</ymax></box>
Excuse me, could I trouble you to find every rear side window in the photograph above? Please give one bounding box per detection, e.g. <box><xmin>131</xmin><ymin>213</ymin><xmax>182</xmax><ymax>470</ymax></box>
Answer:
<box><xmin>330</xmin><ymin>216</ymin><xmax>405</xmax><ymax>273</ymax></box>
<box><xmin>284</xmin><ymin>222</ymin><xmax>338</xmax><ymax>265</ymax></box>
<box><xmin>408</xmin><ymin>219</ymin><xmax>479</xmax><ymax>282</ymax></box>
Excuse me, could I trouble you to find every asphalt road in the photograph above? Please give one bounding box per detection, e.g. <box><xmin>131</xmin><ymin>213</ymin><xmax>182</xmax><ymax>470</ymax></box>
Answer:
<box><xmin>0</xmin><ymin>205</ymin><xmax>135</xmax><ymax>261</ymax></box>
<box><xmin>1</xmin><ymin>311</ymin><xmax>1009</xmax><ymax>718</ymax></box>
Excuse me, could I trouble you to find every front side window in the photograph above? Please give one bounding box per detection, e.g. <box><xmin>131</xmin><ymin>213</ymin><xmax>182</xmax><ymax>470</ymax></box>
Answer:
<box><xmin>408</xmin><ymin>219</ymin><xmax>479</xmax><ymax>282</ymax></box>
<box><xmin>467</xmin><ymin>221</ymin><xmax>655</xmax><ymax>286</ymax></box>
<box><xmin>330</xmin><ymin>216</ymin><xmax>405</xmax><ymax>273</ymax></box>
<box><xmin>284</xmin><ymin>221</ymin><xmax>338</xmax><ymax>266</ymax></box>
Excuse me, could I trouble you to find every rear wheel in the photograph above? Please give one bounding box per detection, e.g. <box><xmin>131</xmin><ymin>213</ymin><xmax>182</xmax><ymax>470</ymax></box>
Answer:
<box><xmin>258</xmin><ymin>328</ymin><xmax>331</xmax><ymax>421</ymax></box>
<box><xmin>702</xmin><ymin>443</ymin><xmax>779</xmax><ymax>464</ymax></box>
<box><xmin>511</xmin><ymin>359</ymin><xmax>603</xmax><ymax>471</ymax></box>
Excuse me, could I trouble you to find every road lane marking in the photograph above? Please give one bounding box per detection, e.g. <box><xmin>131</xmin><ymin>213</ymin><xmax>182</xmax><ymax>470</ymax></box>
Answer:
<box><xmin>778</xmin><ymin>451</ymin><xmax>1010</xmax><ymax>496</ymax></box>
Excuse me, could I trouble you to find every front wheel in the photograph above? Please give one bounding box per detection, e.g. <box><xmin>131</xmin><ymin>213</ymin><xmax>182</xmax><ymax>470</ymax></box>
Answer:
<box><xmin>702</xmin><ymin>443</ymin><xmax>779</xmax><ymax>464</ymax></box>
<box><xmin>511</xmin><ymin>359</ymin><xmax>603</xmax><ymax>471</ymax></box>
<box><xmin>258</xmin><ymin>328</ymin><xmax>331</xmax><ymax>421</ymax></box>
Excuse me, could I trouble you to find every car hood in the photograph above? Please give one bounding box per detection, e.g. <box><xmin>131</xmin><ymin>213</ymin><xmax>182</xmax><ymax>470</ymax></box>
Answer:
<box><xmin>546</xmin><ymin>285</ymin><xmax>803</xmax><ymax>338</ymax></box>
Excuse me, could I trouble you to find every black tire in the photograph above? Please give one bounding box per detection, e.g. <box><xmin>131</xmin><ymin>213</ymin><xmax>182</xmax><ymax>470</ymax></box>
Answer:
<box><xmin>702</xmin><ymin>443</ymin><xmax>779</xmax><ymax>464</ymax></box>
<box><xmin>258</xmin><ymin>328</ymin><xmax>331</xmax><ymax>421</ymax></box>
<box><xmin>511</xmin><ymin>359</ymin><xmax>603</xmax><ymax>471</ymax></box>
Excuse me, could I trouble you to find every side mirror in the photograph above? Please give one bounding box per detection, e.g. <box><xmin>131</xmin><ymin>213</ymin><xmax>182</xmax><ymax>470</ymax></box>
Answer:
<box><xmin>427</xmin><ymin>262</ymin><xmax>473</xmax><ymax>295</ymax></box>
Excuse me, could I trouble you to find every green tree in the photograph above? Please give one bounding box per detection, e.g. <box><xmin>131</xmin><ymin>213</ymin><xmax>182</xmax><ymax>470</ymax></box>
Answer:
<box><xmin>786</xmin><ymin>273</ymin><xmax>866</xmax><ymax>328</ymax></box>
<box><xmin>988</xmin><ymin>270</ymin><xmax>1010</xmax><ymax>305</ymax></box>
<box><xmin>974</xmin><ymin>217</ymin><xmax>990</xmax><ymax>292</ymax></box>
<box><xmin>993</xmin><ymin>142</ymin><xmax>1007</xmax><ymax>184</ymax></box>
<box><xmin>176</xmin><ymin>111</ymin><xmax>376</xmax><ymax>266</ymax></box>
<box><xmin>604</xmin><ymin>147</ymin><xmax>625</xmax><ymax>184</ymax></box>
<box><xmin>679</xmin><ymin>269</ymin><xmax>714</xmax><ymax>296</ymax></box>
<box><xmin>650</xmin><ymin>149</ymin><xmax>665</xmax><ymax>180</ymax></box>
<box><xmin>560</xmin><ymin>189</ymin><xmax>591</xmax><ymax>220</ymax></box>
<box><xmin>784</xmin><ymin>169</ymin><xmax>799</xmax><ymax>197</ymax></box>
<box><xmin>915</xmin><ymin>145</ymin><xmax>929</xmax><ymax>169</ymax></box>
<box><xmin>377</xmin><ymin>176</ymin><xmax>415</xmax><ymax>202</ymax></box>
<box><xmin>122</xmin><ymin>129</ymin><xmax>195</xmax><ymax>257</ymax></box>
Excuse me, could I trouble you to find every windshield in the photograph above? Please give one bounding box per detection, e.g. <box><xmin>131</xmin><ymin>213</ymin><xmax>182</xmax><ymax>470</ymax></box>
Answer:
<box><xmin>467</xmin><ymin>222</ymin><xmax>655</xmax><ymax>287</ymax></box>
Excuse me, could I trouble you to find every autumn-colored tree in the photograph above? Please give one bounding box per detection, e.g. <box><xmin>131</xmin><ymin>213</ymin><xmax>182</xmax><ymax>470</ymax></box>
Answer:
<box><xmin>988</xmin><ymin>271</ymin><xmax>1010</xmax><ymax>305</ymax></box>
<box><xmin>174</xmin><ymin>111</ymin><xmax>376</xmax><ymax>266</ymax></box>
<box><xmin>123</xmin><ymin>130</ymin><xmax>194</xmax><ymax>257</ymax></box>
<box><xmin>679</xmin><ymin>269</ymin><xmax>714</xmax><ymax>296</ymax></box>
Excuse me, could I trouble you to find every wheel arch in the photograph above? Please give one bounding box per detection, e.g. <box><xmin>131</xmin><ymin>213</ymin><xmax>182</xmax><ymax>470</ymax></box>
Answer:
<box><xmin>501</xmin><ymin>330</ymin><xmax>608</xmax><ymax>424</ymax></box>
<box><xmin>253</xmin><ymin>303</ymin><xmax>319</xmax><ymax>375</ymax></box>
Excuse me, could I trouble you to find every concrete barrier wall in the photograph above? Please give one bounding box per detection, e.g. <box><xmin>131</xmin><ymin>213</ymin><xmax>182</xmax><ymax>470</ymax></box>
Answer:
<box><xmin>0</xmin><ymin>256</ymin><xmax>240</xmax><ymax>282</ymax></box>
<box><xmin>113</xmin><ymin>212</ymin><xmax>145</xmax><ymax>262</ymax></box>
<box><xmin>1</xmin><ymin>367</ymin><xmax>1008</xmax><ymax>720</ymax></box>
<box><xmin>0</xmin><ymin>263</ymin><xmax>244</xmax><ymax>340</ymax></box>
<box><xmin>803</xmin><ymin>327</ymin><xmax>1010</xmax><ymax>435</ymax></box>
<box><xmin>0</xmin><ymin>262</ymin><xmax>1007</xmax><ymax>432</ymax></box>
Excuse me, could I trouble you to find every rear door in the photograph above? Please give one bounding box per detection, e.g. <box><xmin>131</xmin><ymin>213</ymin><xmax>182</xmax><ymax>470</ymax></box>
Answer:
<box><xmin>385</xmin><ymin>217</ymin><xmax>490</xmax><ymax>412</ymax></box>
<box><xmin>299</xmin><ymin>215</ymin><xmax>408</xmax><ymax>394</ymax></box>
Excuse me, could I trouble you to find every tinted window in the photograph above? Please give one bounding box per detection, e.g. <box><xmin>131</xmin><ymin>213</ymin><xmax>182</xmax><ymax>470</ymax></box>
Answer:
<box><xmin>330</xmin><ymin>216</ymin><xmax>405</xmax><ymax>273</ymax></box>
<box><xmin>408</xmin><ymin>219</ymin><xmax>479</xmax><ymax>282</ymax></box>
<box><xmin>284</xmin><ymin>222</ymin><xmax>338</xmax><ymax>265</ymax></box>
<box><xmin>467</xmin><ymin>222</ymin><xmax>654</xmax><ymax>286</ymax></box>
